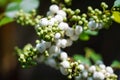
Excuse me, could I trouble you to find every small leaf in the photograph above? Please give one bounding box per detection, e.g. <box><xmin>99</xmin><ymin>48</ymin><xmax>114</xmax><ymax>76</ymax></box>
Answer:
<box><xmin>0</xmin><ymin>0</ymin><xmax>7</xmax><ymax>7</ymax></box>
<box><xmin>84</xmin><ymin>30</ymin><xmax>98</xmax><ymax>36</ymax></box>
<box><xmin>20</xmin><ymin>0</ymin><xmax>39</xmax><ymax>12</ymax></box>
<box><xmin>111</xmin><ymin>60</ymin><xmax>120</xmax><ymax>69</ymax></box>
<box><xmin>5</xmin><ymin>2</ymin><xmax>20</xmax><ymax>18</ymax></box>
<box><xmin>0</xmin><ymin>17</ymin><xmax>14</xmax><ymax>27</ymax></box>
<box><xmin>112</xmin><ymin>11</ymin><xmax>120</xmax><ymax>23</ymax></box>
<box><xmin>113</xmin><ymin>0</ymin><xmax>120</xmax><ymax>7</ymax></box>
<box><xmin>79</xmin><ymin>32</ymin><xmax>90</xmax><ymax>41</ymax></box>
<box><xmin>73</xmin><ymin>54</ymin><xmax>91</xmax><ymax>65</ymax></box>
<box><xmin>12</xmin><ymin>0</ymin><xmax>22</xmax><ymax>3</ymax></box>
<box><xmin>5</xmin><ymin>0</ymin><xmax>39</xmax><ymax>18</ymax></box>
<box><xmin>85</xmin><ymin>48</ymin><xmax>102</xmax><ymax>63</ymax></box>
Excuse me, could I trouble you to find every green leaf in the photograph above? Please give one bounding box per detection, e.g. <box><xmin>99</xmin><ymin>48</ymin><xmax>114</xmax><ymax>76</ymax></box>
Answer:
<box><xmin>113</xmin><ymin>0</ymin><xmax>120</xmax><ymax>7</ymax></box>
<box><xmin>5</xmin><ymin>2</ymin><xmax>20</xmax><ymax>18</ymax></box>
<box><xmin>12</xmin><ymin>0</ymin><xmax>22</xmax><ymax>3</ymax></box>
<box><xmin>0</xmin><ymin>17</ymin><xmax>14</xmax><ymax>27</ymax></box>
<box><xmin>85</xmin><ymin>48</ymin><xmax>102</xmax><ymax>63</ymax></box>
<box><xmin>5</xmin><ymin>0</ymin><xmax>39</xmax><ymax>18</ymax></box>
<box><xmin>111</xmin><ymin>60</ymin><xmax>120</xmax><ymax>69</ymax></box>
<box><xmin>73</xmin><ymin>54</ymin><xmax>91</xmax><ymax>65</ymax></box>
<box><xmin>20</xmin><ymin>0</ymin><xmax>39</xmax><ymax>12</ymax></box>
<box><xmin>84</xmin><ymin>30</ymin><xmax>98</xmax><ymax>36</ymax></box>
<box><xmin>0</xmin><ymin>0</ymin><xmax>7</xmax><ymax>7</ymax></box>
<box><xmin>90</xmin><ymin>53</ymin><xmax>102</xmax><ymax>63</ymax></box>
<box><xmin>79</xmin><ymin>32</ymin><xmax>90</xmax><ymax>41</ymax></box>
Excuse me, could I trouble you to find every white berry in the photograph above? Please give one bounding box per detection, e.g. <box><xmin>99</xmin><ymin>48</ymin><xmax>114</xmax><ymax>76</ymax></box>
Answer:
<box><xmin>48</xmin><ymin>19</ymin><xmax>55</xmax><ymax>26</ymax></box>
<box><xmin>45</xmin><ymin>58</ymin><xmax>56</xmax><ymax>68</ymax></box>
<box><xmin>61</xmin><ymin>60</ymin><xmax>70</xmax><ymax>68</ymax></box>
<box><xmin>36</xmin><ymin>43</ymin><xmax>46</xmax><ymax>53</ymax></box>
<box><xmin>93</xmin><ymin>72</ymin><xmax>105</xmax><ymax>80</ymax></box>
<box><xmin>45</xmin><ymin>42</ymin><xmax>51</xmax><ymax>48</ymax></box>
<box><xmin>82</xmin><ymin>71</ymin><xmax>88</xmax><ymax>78</ymax></box>
<box><xmin>49</xmin><ymin>4</ymin><xmax>59</xmax><ymax>13</ymax></box>
<box><xmin>54</xmin><ymin>33</ymin><xmax>61</xmax><ymax>39</ymax></box>
<box><xmin>65</xmin><ymin>28</ymin><xmax>74</xmax><ymax>37</ymax></box>
<box><xmin>66</xmin><ymin>39</ymin><xmax>73</xmax><ymax>47</ymax></box>
<box><xmin>106</xmin><ymin>66</ymin><xmax>113</xmax><ymax>74</ymax></box>
<box><xmin>58</xmin><ymin>22</ymin><xmax>69</xmax><ymax>30</ymax></box>
<box><xmin>99</xmin><ymin>64</ymin><xmax>106</xmax><ymax>70</ymax></box>
<box><xmin>49</xmin><ymin>45</ymin><xmax>60</xmax><ymax>54</ymax></box>
<box><xmin>41</xmin><ymin>40</ymin><xmax>51</xmax><ymax>48</ymax></box>
<box><xmin>75</xmin><ymin>25</ymin><xmax>83</xmax><ymax>35</ymax></box>
<box><xmin>60</xmin><ymin>39</ymin><xmax>68</xmax><ymax>48</ymax></box>
<box><xmin>55</xmin><ymin>15</ymin><xmax>63</xmax><ymax>22</ymax></box>
<box><xmin>98</xmin><ymin>23</ymin><xmax>103</xmax><ymax>29</ymax></box>
<box><xmin>88</xmin><ymin>20</ymin><xmax>98</xmax><ymax>30</ymax></box>
<box><xmin>70</xmin><ymin>35</ymin><xmax>79</xmax><ymax>41</ymax></box>
<box><xmin>60</xmin><ymin>52</ymin><xmax>68</xmax><ymax>60</ymax></box>
<box><xmin>60</xmin><ymin>67</ymin><xmax>68</xmax><ymax>75</ymax></box>
<box><xmin>57</xmin><ymin>10</ymin><xmax>66</xmax><ymax>18</ymax></box>
<box><xmin>39</xmin><ymin>18</ymin><xmax>48</xmax><ymax>26</ymax></box>
<box><xmin>89</xmin><ymin>65</ymin><xmax>96</xmax><ymax>73</ymax></box>
<box><xmin>78</xmin><ymin>64</ymin><xmax>84</xmax><ymax>71</ymax></box>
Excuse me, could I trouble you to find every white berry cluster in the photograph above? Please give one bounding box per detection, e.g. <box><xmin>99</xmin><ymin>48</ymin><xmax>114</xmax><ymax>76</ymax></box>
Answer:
<box><xmin>35</xmin><ymin>4</ymin><xmax>84</xmax><ymax>56</ymax></box>
<box><xmin>60</xmin><ymin>60</ymin><xmax>85</xmax><ymax>79</ymax></box>
<box><xmin>16</xmin><ymin>1</ymin><xmax>118</xmax><ymax>80</ymax></box>
<box><xmin>87</xmin><ymin>2</ymin><xmax>113</xmax><ymax>29</ymax></box>
<box><xmin>34</xmin><ymin>4</ymin><xmax>117</xmax><ymax>80</ymax></box>
<box><xmin>75</xmin><ymin>64</ymin><xmax>117</xmax><ymax>80</ymax></box>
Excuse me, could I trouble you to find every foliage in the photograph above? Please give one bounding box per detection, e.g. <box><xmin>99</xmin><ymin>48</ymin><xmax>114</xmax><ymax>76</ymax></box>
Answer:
<box><xmin>0</xmin><ymin>17</ymin><xmax>14</xmax><ymax>26</ymax></box>
<box><xmin>73</xmin><ymin>54</ymin><xmax>92</xmax><ymax>65</ymax></box>
<box><xmin>111</xmin><ymin>60</ymin><xmax>120</xmax><ymax>69</ymax></box>
<box><xmin>112</xmin><ymin>0</ymin><xmax>120</xmax><ymax>23</ymax></box>
<box><xmin>73</xmin><ymin>48</ymin><xmax>102</xmax><ymax>65</ymax></box>
<box><xmin>0</xmin><ymin>0</ymin><xmax>39</xmax><ymax>27</ymax></box>
<box><xmin>79</xmin><ymin>30</ymin><xmax>98</xmax><ymax>41</ymax></box>
<box><xmin>5</xmin><ymin>2</ymin><xmax>21</xmax><ymax>18</ymax></box>
<box><xmin>15</xmin><ymin>44</ymin><xmax>38</xmax><ymax>68</ymax></box>
<box><xmin>0</xmin><ymin>0</ymin><xmax>120</xmax><ymax>79</ymax></box>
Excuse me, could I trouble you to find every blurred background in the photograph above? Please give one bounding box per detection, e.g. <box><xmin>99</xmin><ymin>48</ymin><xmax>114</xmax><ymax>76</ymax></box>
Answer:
<box><xmin>0</xmin><ymin>0</ymin><xmax>120</xmax><ymax>80</ymax></box>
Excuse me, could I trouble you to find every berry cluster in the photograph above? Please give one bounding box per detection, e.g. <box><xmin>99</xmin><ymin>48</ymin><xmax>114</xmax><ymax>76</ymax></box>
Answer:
<box><xmin>16</xmin><ymin>10</ymin><xmax>41</xmax><ymax>26</ymax></box>
<box><xmin>15</xmin><ymin>44</ymin><xmax>38</xmax><ymax>68</ymax></box>
<box><xmin>15</xmin><ymin>0</ymin><xmax>118</xmax><ymax>80</ymax></box>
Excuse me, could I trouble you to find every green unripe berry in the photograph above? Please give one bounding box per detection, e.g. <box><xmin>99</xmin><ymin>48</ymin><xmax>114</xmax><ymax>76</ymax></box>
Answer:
<box><xmin>102</xmin><ymin>15</ymin><xmax>106</xmax><ymax>18</ymax></box>
<box><xmin>72</xmin><ymin>15</ymin><xmax>77</xmax><ymax>20</ymax></box>
<box><xmin>45</xmin><ymin>35</ymin><xmax>51</xmax><ymax>41</ymax></box>
<box><xmin>76</xmin><ymin>16</ymin><xmax>81</xmax><ymax>20</ymax></box>
<box><xmin>44</xmin><ymin>50</ymin><xmax>49</xmax><ymax>57</ymax></box>
<box><xmin>83</xmin><ymin>26</ymin><xmax>88</xmax><ymax>30</ymax></box>
<box><xmin>98</xmin><ymin>11</ymin><xmax>102</xmax><ymax>14</ymax></box>
<box><xmin>91</xmin><ymin>10</ymin><xmax>95</xmax><ymax>14</ymax></box>
<box><xmin>62</xmin><ymin>7</ymin><xmax>67</xmax><ymax>11</ymax></box>
<box><xmin>101</xmin><ymin>2</ymin><xmax>106</xmax><ymax>7</ymax></box>
<box><xmin>81</xmin><ymin>17</ymin><xmax>86</xmax><ymax>21</ymax></box>
<box><xmin>68</xmin><ymin>75</ymin><xmax>72</xmax><ymax>79</ymax></box>
<box><xmin>78</xmin><ymin>21</ymin><xmax>83</xmax><ymax>25</ymax></box>
<box><xmin>95</xmin><ymin>19</ymin><xmax>99</xmax><ymax>23</ymax></box>
<box><xmin>82</xmin><ymin>13</ymin><xmax>87</xmax><ymax>18</ymax></box>
<box><xmin>75</xmin><ymin>9</ymin><xmax>80</xmax><ymax>14</ymax></box>
<box><xmin>70</xmin><ymin>11</ymin><xmax>75</xmax><ymax>15</ymax></box>
<box><xmin>84</xmin><ymin>20</ymin><xmax>88</xmax><ymax>24</ymax></box>
<box><xmin>64</xmin><ymin>0</ymin><xmax>70</xmax><ymax>3</ymax></box>
<box><xmin>92</xmin><ymin>16</ymin><xmax>97</xmax><ymax>20</ymax></box>
<box><xmin>88</xmin><ymin>6</ymin><xmax>93</xmax><ymax>11</ymax></box>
